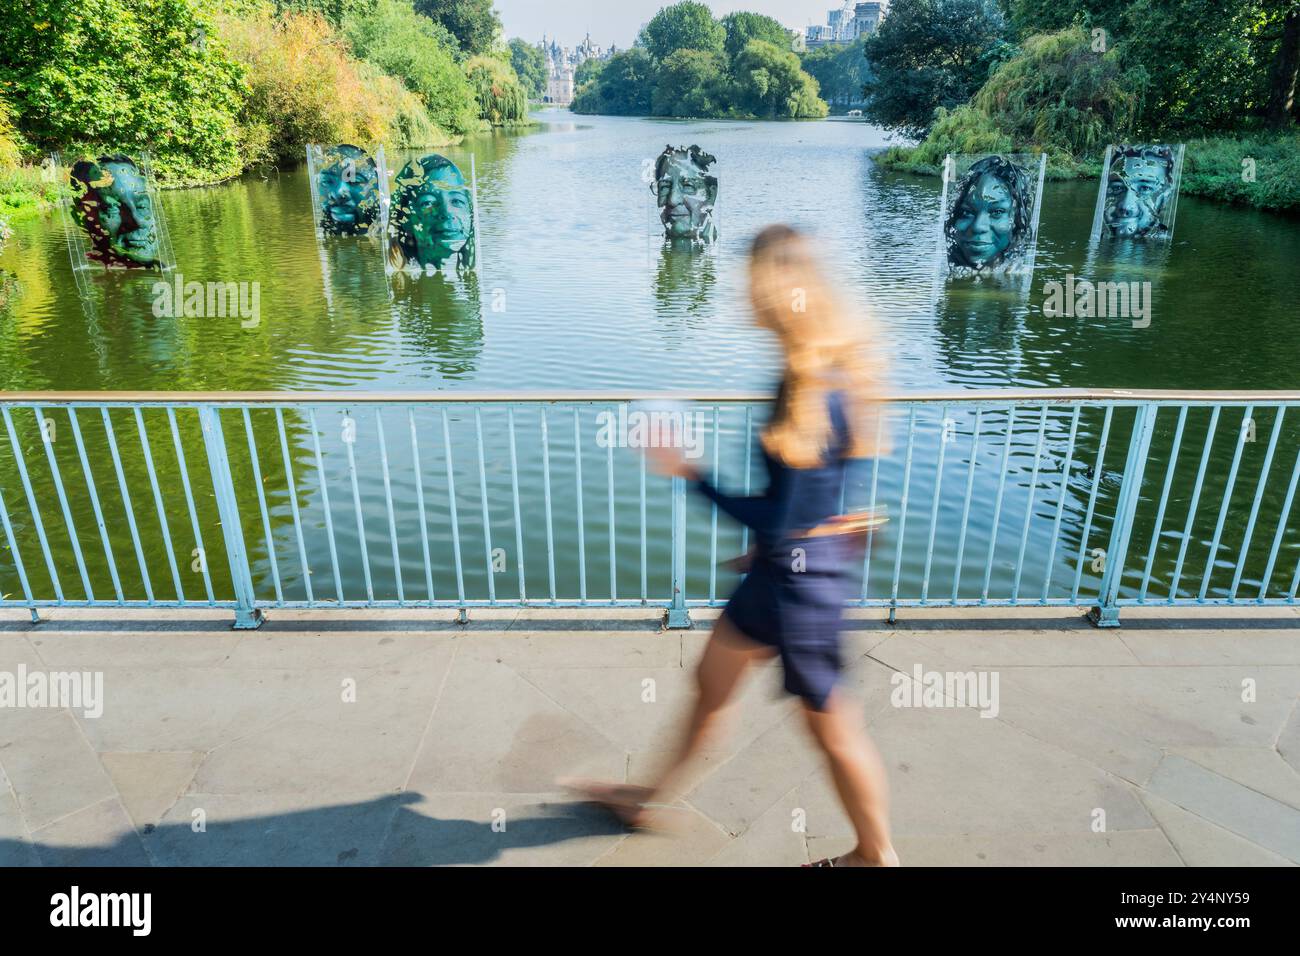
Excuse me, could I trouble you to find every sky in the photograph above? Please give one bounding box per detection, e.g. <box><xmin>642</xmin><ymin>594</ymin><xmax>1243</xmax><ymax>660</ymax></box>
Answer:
<box><xmin>494</xmin><ymin>0</ymin><xmax>854</xmax><ymax>48</ymax></box>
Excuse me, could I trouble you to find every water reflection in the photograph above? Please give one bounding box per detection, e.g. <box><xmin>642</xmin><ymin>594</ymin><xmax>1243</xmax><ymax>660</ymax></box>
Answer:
<box><xmin>388</xmin><ymin>270</ymin><xmax>483</xmax><ymax>380</ymax></box>
<box><xmin>653</xmin><ymin>244</ymin><xmax>717</xmax><ymax>325</ymax></box>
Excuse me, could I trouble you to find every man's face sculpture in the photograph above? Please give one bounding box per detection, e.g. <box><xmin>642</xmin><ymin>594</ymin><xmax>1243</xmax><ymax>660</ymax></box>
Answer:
<box><xmin>654</xmin><ymin>146</ymin><xmax>718</xmax><ymax>243</ymax></box>
<box><xmin>317</xmin><ymin>147</ymin><xmax>380</xmax><ymax>235</ymax></box>
<box><xmin>390</xmin><ymin>156</ymin><xmax>474</xmax><ymax>270</ymax></box>
<box><xmin>1103</xmin><ymin>149</ymin><xmax>1174</xmax><ymax>238</ymax></box>
<box><xmin>945</xmin><ymin>157</ymin><xmax>1031</xmax><ymax>273</ymax></box>
<box><xmin>71</xmin><ymin>157</ymin><xmax>161</xmax><ymax>269</ymax></box>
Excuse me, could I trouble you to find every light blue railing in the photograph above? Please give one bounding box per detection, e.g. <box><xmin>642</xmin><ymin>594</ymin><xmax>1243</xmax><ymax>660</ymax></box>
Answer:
<box><xmin>1</xmin><ymin>390</ymin><xmax>1298</xmax><ymax>630</ymax></box>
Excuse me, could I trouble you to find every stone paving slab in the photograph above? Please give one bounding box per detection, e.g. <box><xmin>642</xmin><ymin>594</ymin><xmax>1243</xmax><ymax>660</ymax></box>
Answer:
<box><xmin>0</xmin><ymin>606</ymin><xmax>1296</xmax><ymax>866</ymax></box>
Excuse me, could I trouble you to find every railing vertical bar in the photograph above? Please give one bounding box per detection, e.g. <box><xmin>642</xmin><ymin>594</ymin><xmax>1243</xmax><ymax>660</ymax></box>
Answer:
<box><xmin>1229</xmin><ymin>407</ymin><xmax>1283</xmax><ymax>602</ymax></box>
<box><xmin>920</xmin><ymin>404</ymin><xmax>948</xmax><ymax>605</ymax></box>
<box><xmin>135</xmin><ymin>407</ymin><xmax>184</xmax><ymax>603</ymax></box>
<box><xmin>981</xmin><ymin>406</ymin><xmax>1018</xmax><ymax>605</ymax></box>
<box><xmin>68</xmin><ymin>408</ymin><xmax>124</xmax><ymax>603</ymax></box>
<box><xmin>573</xmin><ymin>407</ymin><xmax>587</xmax><ymax>605</ymax></box>
<box><xmin>168</xmin><ymin>409</ymin><xmax>215</xmax><ymax>605</ymax></box>
<box><xmin>2</xmin><ymin>406</ymin><xmax>63</xmax><ymax>602</ymax></box>
<box><xmin>344</xmin><ymin>410</ymin><xmax>374</xmax><ymax>605</ymax></box>
<box><xmin>0</xmin><ymin>485</ymin><xmax>36</xmax><ymax>612</ymax></box>
<box><xmin>197</xmin><ymin>406</ymin><xmax>261</xmax><ymax>628</ymax></box>
<box><xmin>639</xmin><ymin>438</ymin><xmax>647</xmax><ymax>602</ymax></box>
<box><xmin>1040</xmin><ymin>406</ymin><xmax>1080</xmax><ymax>604</ymax></box>
<box><xmin>408</xmin><ymin>408</ymin><xmax>434</xmax><ymax>605</ymax></box>
<box><xmin>1071</xmin><ymin>406</ymin><xmax>1114</xmax><ymax>603</ymax></box>
<box><xmin>241</xmin><ymin>408</ymin><xmax>282</xmax><ymax>605</ymax></box>
<box><xmin>861</xmin><ymin>406</ymin><xmax>885</xmax><ymax>604</ymax></box>
<box><xmin>377</xmin><ymin>409</ymin><xmax>404</xmax><ymax>605</ymax></box>
<box><xmin>1198</xmin><ymin>405</ymin><xmax>1252</xmax><ymax>602</ymax></box>
<box><xmin>507</xmin><ymin>407</ymin><xmax>525</xmax><ymax>603</ymax></box>
<box><xmin>1259</xmin><ymin>446</ymin><xmax>1300</xmax><ymax>602</ymax></box>
<box><xmin>474</xmin><ymin>408</ymin><xmax>494</xmax><ymax>605</ymax></box>
<box><xmin>100</xmin><ymin>406</ymin><xmax>151</xmax><ymax>604</ymax></box>
<box><xmin>709</xmin><ymin>405</ymin><xmax>719</xmax><ymax>604</ymax></box>
<box><xmin>34</xmin><ymin>407</ymin><xmax>93</xmax><ymax>600</ymax></box>
<box><xmin>307</xmin><ymin>408</ymin><xmax>344</xmax><ymax>603</ymax></box>
<box><xmin>541</xmin><ymin>409</ymin><xmax>556</xmax><ymax>604</ymax></box>
<box><xmin>889</xmin><ymin>406</ymin><xmax>917</xmax><ymax>611</ymax></box>
<box><xmin>1091</xmin><ymin>404</ymin><xmax>1158</xmax><ymax>625</ymax></box>
<box><xmin>441</xmin><ymin>408</ymin><xmax>466</xmax><ymax>608</ymax></box>
<box><xmin>951</xmin><ymin>408</ymin><xmax>982</xmax><ymax>604</ymax></box>
<box><xmin>275</xmin><ymin>408</ymin><xmax>314</xmax><ymax>606</ymax></box>
<box><xmin>606</xmin><ymin>406</ymin><xmax>617</xmax><ymax>605</ymax></box>
<box><xmin>741</xmin><ymin>406</ymin><xmax>753</xmax><ymax>557</ymax></box>
<box><xmin>1168</xmin><ymin>406</ymin><xmax>1220</xmax><ymax>603</ymax></box>
<box><xmin>1138</xmin><ymin>406</ymin><xmax>1187</xmax><ymax>604</ymax></box>
<box><xmin>1010</xmin><ymin>406</ymin><xmax>1049</xmax><ymax>604</ymax></box>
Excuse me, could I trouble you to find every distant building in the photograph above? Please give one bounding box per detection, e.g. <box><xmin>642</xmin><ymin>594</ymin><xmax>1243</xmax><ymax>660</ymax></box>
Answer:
<box><xmin>806</xmin><ymin>0</ymin><xmax>886</xmax><ymax>49</ymax></box>
<box><xmin>540</xmin><ymin>32</ymin><xmax>612</xmax><ymax>106</ymax></box>
<box><xmin>853</xmin><ymin>2</ymin><xmax>884</xmax><ymax>38</ymax></box>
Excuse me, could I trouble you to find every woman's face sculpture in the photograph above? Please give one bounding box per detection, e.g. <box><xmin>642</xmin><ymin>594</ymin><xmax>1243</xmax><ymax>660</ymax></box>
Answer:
<box><xmin>1103</xmin><ymin>150</ymin><xmax>1174</xmax><ymax>238</ymax></box>
<box><xmin>654</xmin><ymin>146</ymin><xmax>718</xmax><ymax>243</ymax></box>
<box><xmin>391</xmin><ymin>157</ymin><xmax>474</xmax><ymax>270</ymax></box>
<box><xmin>71</xmin><ymin>157</ymin><xmax>161</xmax><ymax>268</ymax></box>
<box><xmin>317</xmin><ymin>148</ymin><xmax>380</xmax><ymax>235</ymax></box>
<box><xmin>951</xmin><ymin>173</ymin><xmax>1014</xmax><ymax>267</ymax></box>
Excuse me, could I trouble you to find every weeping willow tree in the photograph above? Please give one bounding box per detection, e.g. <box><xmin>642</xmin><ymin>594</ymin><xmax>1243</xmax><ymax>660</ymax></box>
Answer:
<box><xmin>465</xmin><ymin>56</ymin><xmax>531</xmax><ymax>126</ymax></box>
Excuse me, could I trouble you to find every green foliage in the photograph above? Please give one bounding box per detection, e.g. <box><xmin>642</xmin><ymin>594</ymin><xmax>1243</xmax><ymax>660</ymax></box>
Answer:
<box><xmin>638</xmin><ymin>2</ymin><xmax>725</xmax><ymax>62</ymax></box>
<box><xmin>863</xmin><ymin>0</ymin><xmax>1010</xmax><ymax>137</ymax></box>
<box><xmin>509</xmin><ymin>38</ymin><xmax>547</xmax><ymax>100</ymax></box>
<box><xmin>0</xmin><ymin>95</ymin><xmax>23</xmax><ymax>169</ymax></box>
<box><xmin>720</xmin><ymin>11</ymin><xmax>791</xmax><ymax>63</ymax></box>
<box><xmin>0</xmin><ymin>0</ymin><xmax>249</xmax><ymax>185</ymax></box>
<box><xmin>344</xmin><ymin>0</ymin><xmax>478</xmax><ymax>136</ymax></box>
<box><xmin>572</xmin><ymin>48</ymin><xmax>655</xmax><ymax>115</ymax></box>
<box><xmin>412</xmin><ymin>0</ymin><xmax>501</xmax><ymax>56</ymax></box>
<box><xmin>971</xmin><ymin>27</ymin><xmax>1145</xmax><ymax>157</ymax></box>
<box><xmin>1182</xmin><ymin>133</ymin><xmax>1300</xmax><ymax>211</ymax></box>
<box><xmin>465</xmin><ymin>54</ymin><xmax>530</xmax><ymax>125</ymax></box>
<box><xmin>574</xmin><ymin>57</ymin><xmax>605</xmax><ymax>88</ymax></box>
<box><xmin>652</xmin><ymin>49</ymin><xmax>729</xmax><ymax>117</ymax></box>
<box><xmin>801</xmin><ymin>38</ymin><xmax>872</xmax><ymax>109</ymax></box>
<box><xmin>274</xmin><ymin>0</ymin><xmax>377</xmax><ymax>27</ymax></box>
<box><xmin>732</xmin><ymin>40</ymin><xmax>828</xmax><ymax>119</ymax></box>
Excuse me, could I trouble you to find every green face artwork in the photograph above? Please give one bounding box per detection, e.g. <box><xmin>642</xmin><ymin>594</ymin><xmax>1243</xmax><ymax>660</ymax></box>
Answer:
<box><xmin>70</xmin><ymin>156</ymin><xmax>162</xmax><ymax>269</ymax></box>
<box><xmin>945</xmin><ymin>156</ymin><xmax>1033</xmax><ymax>274</ymax></box>
<box><xmin>1103</xmin><ymin>149</ymin><xmax>1175</xmax><ymax>238</ymax></box>
<box><xmin>317</xmin><ymin>146</ymin><xmax>380</xmax><ymax>236</ymax></box>
<box><xmin>389</xmin><ymin>156</ymin><xmax>475</xmax><ymax>271</ymax></box>
<box><xmin>654</xmin><ymin>146</ymin><xmax>718</xmax><ymax>244</ymax></box>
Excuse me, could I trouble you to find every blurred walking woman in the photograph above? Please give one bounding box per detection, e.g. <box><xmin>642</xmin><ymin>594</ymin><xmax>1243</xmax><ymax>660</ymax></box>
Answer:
<box><xmin>570</xmin><ymin>225</ymin><xmax>898</xmax><ymax>867</ymax></box>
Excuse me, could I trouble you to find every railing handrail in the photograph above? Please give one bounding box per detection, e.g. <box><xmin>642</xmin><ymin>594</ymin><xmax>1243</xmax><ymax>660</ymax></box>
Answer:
<box><xmin>3</xmin><ymin>388</ymin><xmax>1300</xmax><ymax>406</ymax></box>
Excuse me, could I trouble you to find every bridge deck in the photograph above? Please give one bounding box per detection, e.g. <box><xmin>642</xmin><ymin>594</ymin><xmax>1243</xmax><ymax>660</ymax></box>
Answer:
<box><xmin>1</xmin><ymin>607</ymin><xmax>1296</xmax><ymax>866</ymax></box>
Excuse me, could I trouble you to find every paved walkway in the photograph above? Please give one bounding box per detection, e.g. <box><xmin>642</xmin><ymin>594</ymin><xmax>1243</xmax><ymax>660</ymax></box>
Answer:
<box><xmin>1</xmin><ymin>606</ymin><xmax>1297</xmax><ymax>866</ymax></box>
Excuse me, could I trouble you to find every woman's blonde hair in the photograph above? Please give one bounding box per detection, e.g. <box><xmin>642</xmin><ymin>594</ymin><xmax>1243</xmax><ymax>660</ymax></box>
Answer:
<box><xmin>749</xmin><ymin>225</ymin><xmax>889</xmax><ymax>469</ymax></box>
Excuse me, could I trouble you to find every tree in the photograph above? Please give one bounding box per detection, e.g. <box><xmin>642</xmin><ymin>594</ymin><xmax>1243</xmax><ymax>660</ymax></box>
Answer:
<box><xmin>571</xmin><ymin>48</ymin><xmax>654</xmax><ymax>115</ymax></box>
<box><xmin>1265</xmin><ymin>5</ymin><xmax>1300</xmax><ymax>127</ymax></box>
<box><xmin>509</xmin><ymin>38</ymin><xmax>547</xmax><ymax>99</ymax></box>
<box><xmin>345</xmin><ymin>0</ymin><xmax>479</xmax><ymax>136</ymax></box>
<box><xmin>575</xmin><ymin>56</ymin><xmax>605</xmax><ymax>88</ymax></box>
<box><xmin>652</xmin><ymin>49</ymin><xmax>728</xmax><ymax>116</ymax></box>
<box><xmin>720</xmin><ymin>11</ymin><xmax>791</xmax><ymax>63</ymax></box>
<box><xmin>863</xmin><ymin>0</ymin><xmax>1010</xmax><ymax>137</ymax></box>
<box><xmin>638</xmin><ymin>2</ymin><xmax>724</xmax><ymax>62</ymax></box>
<box><xmin>801</xmin><ymin>38</ymin><xmax>872</xmax><ymax>109</ymax></box>
<box><xmin>413</xmin><ymin>0</ymin><xmax>500</xmax><ymax>56</ymax></box>
<box><xmin>466</xmin><ymin>55</ymin><xmax>529</xmax><ymax>124</ymax></box>
<box><xmin>732</xmin><ymin>40</ymin><xmax>828</xmax><ymax>119</ymax></box>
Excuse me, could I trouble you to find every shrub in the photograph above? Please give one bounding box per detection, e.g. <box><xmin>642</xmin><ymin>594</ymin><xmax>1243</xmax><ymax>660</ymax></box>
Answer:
<box><xmin>465</xmin><ymin>55</ymin><xmax>530</xmax><ymax>126</ymax></box>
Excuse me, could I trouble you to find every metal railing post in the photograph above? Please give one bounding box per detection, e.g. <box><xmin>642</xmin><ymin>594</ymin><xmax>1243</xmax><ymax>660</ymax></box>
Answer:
<box><xmin>198</xmin><ymin>406</ymin><xmax>264</xmax><ymax>630</ymax></box>
<box><xmin>665</xmin><ymin>474</ymin><xmax>691</xmax><ymax>628</ymax></box>
<box><xmin>1089</xmin><ymin>404</ymin><xmax>1157</xmax><ymax>628</ymax></box>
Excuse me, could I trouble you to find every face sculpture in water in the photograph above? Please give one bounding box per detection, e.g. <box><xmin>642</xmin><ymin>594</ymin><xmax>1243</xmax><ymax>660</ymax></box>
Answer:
<box><xmin>317</xmin><ymin>145</ymin><xmax>380</xmax><ymax>236</ymax></box>
<box><xmin>945</xmin><ymin>155</ymin><xmax>1034</xmax><ymax>274</ymax></box>
<box><xmin>653</xmin><ymin>145</ymin><xmax>718</xmax><ymax>244</ymax></box>
<box><xmin>388</xmin><ymin>155</ymin><xmax>475</xmax><ymax>272</ymax></box>
<box><xmin>69</xmin><ymin>155</ymin><xmax>161</xmax><ymax>269</ymax></box>
<box><xmin>1102</xmin><ymin>147</ymin><xmax>1175</xmax><ymax>238</ymax></box>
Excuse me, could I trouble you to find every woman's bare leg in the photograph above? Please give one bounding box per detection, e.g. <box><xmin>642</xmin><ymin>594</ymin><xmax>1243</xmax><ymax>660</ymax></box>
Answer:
<box><xmin>801</xmin><ymin>690</ymin><xmax>898</xmax><ymax>866</ymax></box>
<box><xmin>644</xmin><ymin>614</ymin><xmax>776</xmax><ymax>811</ymax></box>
